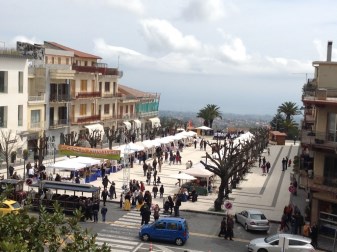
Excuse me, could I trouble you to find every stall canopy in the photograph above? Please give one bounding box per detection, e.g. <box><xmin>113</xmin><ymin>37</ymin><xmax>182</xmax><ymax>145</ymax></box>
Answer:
<box><xmin>133</xmin><ymin>119</ymin><xmax>141</xmax><ymax>129</ymax></box>
<box><xmin>123</xmin><ymin>121</ymin><xmax>131</xmax><ymax>130</ymax></box>
<box><xmin>50</xmin><ymin>159</ymin><xmax>88</xmax><ymax>171</ymax></box>
<box><xmin>184</xmin><ymin>164</ymin><xmax>213</xmax><ymax>177</ymax></box>
<box><xmin>84</xmin><ymin>123</ymin><xmax>105</xmax><ymax>136</ymax></box>
<box><xmin>196</xmin><ymin>126</ymin><xmax>212</xmax><ymax>131</ymax></box>
<box><xmin>170</xmin><ymin>173</ymin><xmax>196</xmax><ymax>180</ymax></box>
<box><xmin>149</xmin><ymin>117</ymin><xmax>161</xmax><ymax>128</ymax></box>
<box><xmin>75</xmin><ymin>156</ymin><xmax>101</xmax><ymax>166</ymax></box>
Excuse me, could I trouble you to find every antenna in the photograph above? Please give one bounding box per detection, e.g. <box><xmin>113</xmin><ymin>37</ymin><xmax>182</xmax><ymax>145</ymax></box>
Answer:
<box><xmin>292</xmin><ymin>73</ymin><xmax>312</xmax><ymax>83</ymax></box>
<box><xmin>117</xmin><ymin>55</ymin><xmax>120</xmax><ymax>69</ymax></box>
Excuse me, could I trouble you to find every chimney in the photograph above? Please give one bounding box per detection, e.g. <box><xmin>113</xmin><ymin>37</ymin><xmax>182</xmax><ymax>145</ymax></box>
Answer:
<box><xmin>327</xmin><ymin>41</ymin><xmax>333</xmax><ymax>62</ymax></box>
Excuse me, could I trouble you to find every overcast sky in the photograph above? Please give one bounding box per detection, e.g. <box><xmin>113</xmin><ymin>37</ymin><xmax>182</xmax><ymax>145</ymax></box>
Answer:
<box><xmin>2</xmin><ymin>0</ymin><xmax>337</xmax><ymax>115</ymax></box>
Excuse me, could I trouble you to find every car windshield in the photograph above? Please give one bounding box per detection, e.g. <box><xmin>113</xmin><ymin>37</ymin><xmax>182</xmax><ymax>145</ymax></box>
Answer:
<box><xmin>10</xmin><ymin>202</ymin><xmax>21</xmax><ymax>209</ymax></box>
<box><xmin>251</xmin><ymin>214</ymin><xmax>266</xmax><ymax>220</ymax></box>
<box><xmin>265</xmin><ymin>234</ymin><xmax>279</xmax><ymax>243</ymax></box>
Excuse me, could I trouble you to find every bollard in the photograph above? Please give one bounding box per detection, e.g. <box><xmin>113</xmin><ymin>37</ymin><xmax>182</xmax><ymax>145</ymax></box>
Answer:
<box><xmin>149</xmin><ymin>242</ymin><xmax>153</xmax><ymax>251</ymax></box>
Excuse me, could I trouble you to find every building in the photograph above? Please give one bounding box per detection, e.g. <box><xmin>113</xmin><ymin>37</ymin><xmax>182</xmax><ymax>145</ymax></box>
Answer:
<box><xmin>0</xmin><ymin>47</ymin><xmax>30</xmax><ymax>156</ymax></box>
<box><xmin>301</xmin><ymin>41</ymin><xmax>337</xmax><ymax>233</ymax></box>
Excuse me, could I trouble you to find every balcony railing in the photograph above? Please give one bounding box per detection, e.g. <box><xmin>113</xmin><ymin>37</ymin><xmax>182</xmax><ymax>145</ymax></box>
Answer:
<box><xmin>28</xmin><ymin>121</ymin><xmax>44</xmax><ymax>131</ymax></box>
<box><xmin>301</xmin><ymin>173</ymin><xmax>337</xmax><ymax>195</ymax></box>
<box><xmin>50</xmin><ymin>119</ymin><xmax>68</xmax><ymax>128</ymax></box>
<box><xmin>72</xmin><ymin>64</ymin><xmax>120</xmax><ymax>76</ymax></box>
<box><xmin>50</xmin><ymin>94</ymin><xmax>71</xmax><ymax>102</ymax></box>
<box><xmin>28</xmin><ymin>95</ymin><xmax>45</xmax><ymax>103</ymax></box>
<box><xmin>101</xmin><ymin>92</ymin><xmax>122</xmax><ymax>98</ymax></box>
<box><xmin>301</xmin><ymin>129</ymin><xmax>337</xmax><ymax>150</ymax></box>
<box><xmin>75</xmin><ymin>92</ymin><xmax>101</xmax><ymax>99</ymax></box>
<box><xmin>72</xmin><ymin>115</ymin><xmax>100</xmax><ymax>124</ymax></box>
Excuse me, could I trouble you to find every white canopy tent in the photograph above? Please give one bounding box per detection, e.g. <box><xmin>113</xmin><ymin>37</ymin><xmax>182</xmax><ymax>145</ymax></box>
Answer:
<box><xmin>196</xmin><ymin>126</ymin><xmax>212</xmax><ymax>131</ymax></box>
<box><xmin>170</xmin><ymin>173</ymin><xmax>196</xmax><ymax>180</ymax></box>
<box><xmin>84</xmin><ymin>123</ymin><xmax>105</xmax><ymax>136</ymax></box>
<box><xmin>133</xmin><ymin>119</ymin><xmax>141</xmax><ymax>129</ymax></box>
<box><xmin>184</xmin><ymin>163</ymin><xmax>214</xmax><ymax>189</ymax></box>
<box><xmin>123</xmin><ymin>121</ymin><xmax>132</xmax><ymax>130</ymax></box>
<box><xmin>149</xmin><ymin>117</ymin><xmax>161</xmax><ymax>128</ymax></box>
<box><xmin>49</xmin><ymin>158</ymin><xmax>90</xmax><ymax>171</ymax></box>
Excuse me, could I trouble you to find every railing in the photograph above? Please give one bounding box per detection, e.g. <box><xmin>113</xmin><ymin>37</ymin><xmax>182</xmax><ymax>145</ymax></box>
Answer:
<box><xmin>72</xmin><ymin>64</ymin><xmax>120</xmax><ymax>76</ymax></box>
<box><xmin>50</xmin><ymin>119</ymin><xmax>68</xmax><ymax>128</ymax></box>
<box><xmin>72</xmin><ymin>115</ymin><xmax>100</xmax><ymax>124</ymax></box>
<box><xmin>301</xmin><ymin>129</ymin><xmax>337</xmax><ymax>145</ymax></box>
<box><xmin>50</xmin><ymin>94</ymin><xmax>70</xmax><ymax>102</ymax></box>
<box><xmin>28</xmin><ymin>95</ymin><xmax>45</xmax><ymax>102</ymax></box>
<box><xmin>75</xmin><ymin>92</ymin><xmax>101</xmax><ymax>99</ymax></box>
<box><xmin>101</xmin><ymin>93</ymin><xmax>122</xmax><ymax>98</ymax></box>
<box><xmin>28</xmin><ymin>121</ymin><xmax>44</xmax><ymax>130</ymax></box>
<box><xmin>301</xmin><ymin>173</ymin><xmax>337</xmax><ymax>193</ymax></box>
<box><xmin>303</xmin><ymin>88</ymin><xmax>337</xmax><ymax>99</ymax></box>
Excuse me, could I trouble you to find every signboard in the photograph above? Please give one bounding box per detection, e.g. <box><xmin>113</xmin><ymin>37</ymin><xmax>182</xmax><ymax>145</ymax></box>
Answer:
<box><xmin>224</xmin><ymin>201</ymin><xmax>233</xmax><ymax>210</ymax></box>
<box><xmin>58</xmin><ymin>145</ymin><xmax>121</xmax><ymax>160</ymax></box>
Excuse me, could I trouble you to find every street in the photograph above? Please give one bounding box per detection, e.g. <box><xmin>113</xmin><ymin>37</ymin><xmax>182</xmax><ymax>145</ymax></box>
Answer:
<box><xmin>80</xmin><ymin>203</ymin><xmax>279</xmax><ymax>252</ymax></box>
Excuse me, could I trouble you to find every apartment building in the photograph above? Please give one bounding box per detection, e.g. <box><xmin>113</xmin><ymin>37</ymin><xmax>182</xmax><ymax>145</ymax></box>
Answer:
<box><xmin>0</xmin><ymin>48</ymin><xmax>29</xmax><ymax>154</ymax></box>
<box><xmin>301</xmin><ymin>41</ymin><xmax>337</xmax><ymax>233</ymax></box>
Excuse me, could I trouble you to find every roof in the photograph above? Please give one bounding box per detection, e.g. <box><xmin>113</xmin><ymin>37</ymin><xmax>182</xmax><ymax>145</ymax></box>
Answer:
<box><xmin>44</xmin><ymin>41</ymin><xmax>102</xmax><ymax>59</ymax></box>
<box><xmin>118</xmin><ymin>84</ymin><xmax>159</xmax><ymax>99</ymax></box>
<box><xmin>30</xmin><ymin>181</ymin><xmax>100</xmax><ymax>193</ymax></box>
<box><xmin>270</xmin><ymin>131</ymin><xmax>287</xmax><ymax>136</ymax></box>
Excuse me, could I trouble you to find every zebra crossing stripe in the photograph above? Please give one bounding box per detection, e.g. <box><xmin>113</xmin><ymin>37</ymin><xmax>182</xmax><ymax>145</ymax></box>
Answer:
<box><xmin>96</xmin><ymin>236</ymin><xmax>139</xmax><ymax>246</ymax></box>
<box><xmin>95</xmin><ymin>241</ymin><xmax>134</xmax><ymax>251</ymax></box>
<box><xmin>97</xmin><ymin>233</ymin><xmax>139</xmax><ymax>242</ymax></box>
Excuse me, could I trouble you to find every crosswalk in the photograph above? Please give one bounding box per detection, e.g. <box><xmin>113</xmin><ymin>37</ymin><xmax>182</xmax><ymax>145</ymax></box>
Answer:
<box><xmin>96</xmin><ymin>209</ymin><xmax>170</xmax><ymax>250</ymax></box>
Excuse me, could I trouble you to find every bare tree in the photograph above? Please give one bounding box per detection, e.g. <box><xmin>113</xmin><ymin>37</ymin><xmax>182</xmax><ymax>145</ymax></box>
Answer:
<box><xmin>83</xmin><ymin>129</ymin><xmax>102</xmax><ymax>148</ymax></box>
<box><xmin>104</xmin><ymin>127</ymin><xmax>118</xmax><ymax>149</ymax></box>
<box><xmin>60</xmin><ymin>131</ymin><xmax>80</xmax><ymax>146</ymax></box>
<box><xmin>0</xmin><ymin>130</ymin><xmax>21</xmax><ymax>178</ymax></box>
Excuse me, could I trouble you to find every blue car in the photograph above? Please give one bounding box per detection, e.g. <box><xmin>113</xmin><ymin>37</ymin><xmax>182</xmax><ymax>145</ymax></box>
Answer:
<box><xmin>139</xmin><ymin>217</ymin><xmax>189</xmax><ymax>246</ymax></box>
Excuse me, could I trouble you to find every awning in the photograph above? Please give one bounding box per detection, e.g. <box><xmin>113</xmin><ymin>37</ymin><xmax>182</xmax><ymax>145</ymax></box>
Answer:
<box><xmin>133</xmin><ymin>119</ymin><xmax>141</xmax><ymax>129</ymax></box>
<box><xmin>149</xmin><ymin>117</ymin><xmax>161</xmax><ymax>128</ymax></box>
<box><xmin>123</xmin><ymin>121</ymin><xmax>131</xmax><ymax>130</ymax></box>
<box><xmin>84</xmin><ymin>123</ymin><xmax>105</xmax><ymax>136</ymax></box>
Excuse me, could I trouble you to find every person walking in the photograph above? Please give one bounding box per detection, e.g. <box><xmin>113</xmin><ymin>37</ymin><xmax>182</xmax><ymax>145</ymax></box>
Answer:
<box><xmin>143</xmin><ymin>163</ymin><xmax>148</xmax><ymax>176</ymax></box>
<box><xmin>153</xmin><ymin>204</ymin><xmax>160</xmax><ymax>222</ymax></box>
<box><xmin>218</xmin><ymin>216</ymin><xmax>227</xmax><ymax>237</ymax></box>
<box><xmin>9</xmin><ymin>165</ymin><xmax>14</xmax><ymax>178</ymax></box>
<box><xmin>159</xmin><ymin>184</ymin><xmax>164</xmax><ymax>198</ymax></box>
<box><xmin>140</xmin><ymin>203</ymin><xmax>151</xmax><ymax>225</ymax></box>
<box><xmin>153</xmin><ymin>169</ymin><xmax>157</xmax><ymax>185</ymax></box>
<box><xmin>174</xmin><ymin>196</ymin><xmax>181</xmax><ymax>217</ymax></box>
<box><xmin>109</xmin><ymin>182</ymin><xmax>117</xmax><ymax>199</ymax></box>
<box><xmin>168</xmin><ymin>196</ymin><xmax>174</xmax><ymax>215</ymax></box>
<box><xmin>266</xmin><ymin>161</ymin><xmax>271</xmax><ymax>173</ymax></box>
<box><xmin>152</xmin><ymin>184</ymin><xmax>158</xmax><ymax>198</ymax></box>
<box><xmin>225</xmin><ymin>215</ymin><xmax>234</xmax><ymax>240</ymax></box>
<box><xmin>101</xmin><ymin>188</ymin><xmax>109</xmax><ymax>206</ymax></box>
<box><xmin>92</xmin><ymin>201</ymin><xmax>99</xmax><ymax>223</ymax></box>
<box><xmin>102</xmin><ymin>175</ymin><xmax>111</xmax><ymax>189</ymax></box>
<box><xmin>101</xmin><ymin>205</ymin><xmax>107</xmax><ymax>222</ymax></box>
<box><xmin>310</xmin><ymin>223</ymin><xmax>318</xmax><ymax>249</ymax></box>
<box><xmin>158</xmin><ymin>157</ymin><xmax>163</xmax><ymax>172</ymax></box>
<box><xmin>146</xmin><ymin>171</ymin><xmax>151</xmax><ymax>185</ymax></box>
<box><xmin>282</xmin><ymin>158</ymin><xmax>286</xmax><ymax>171</ymax></box>
<box><xmin>152</xmin><ymin>158</ymin><xmax>157</xmax><ymax>170</ymax></box>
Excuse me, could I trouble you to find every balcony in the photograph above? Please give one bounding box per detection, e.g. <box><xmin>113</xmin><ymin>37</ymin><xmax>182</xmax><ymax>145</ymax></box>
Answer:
<box><xmin>28</xmin><ymin>121</ymin><xmax>44</xmax><ymax>131</ymax></box>
<box><xmin>74</xmin><ymin>92</ymin><xmax>101</xmax><ymax>99</ymax></box>
<box><xmin>101</xmin><ymin>92</ymin><xmax>122</xmax><ymax>98</ymax></box>
<box><xmin>49</xmin><ymin>119</ymin><xmax>68</xmax><ymax>129</ymax></box>
<box><xmin>301</xmin><ymin>129</ymin><xmax>337</xmax><ymax>152</ymax></box>
<box><xmin>303</xmin><ymin>88</ymin><xmax>337</xmax><ymax>106</ymax></box>
<box><xmin>71</xmin><ymin>115</ymin><xmax>100</xmax><ymax>124</ymax></box>
<box><xmin>50</xmin><ymin>94</ymin><xmax>71</xmax><ymax>102</ymax></box>
<box><xmin>28</xmin><ymin>94</ymin><xmax>45</xmax><ymax>104</ymax></box>
<box><xmin>72</xmin><ymin>63</ymin><xmax>120</xmax><ymax>76</ymax></box>
<box><xmin>302</xmin><ymin>173</ymin><xmax>337</xmax><ymax>196</ymax></box>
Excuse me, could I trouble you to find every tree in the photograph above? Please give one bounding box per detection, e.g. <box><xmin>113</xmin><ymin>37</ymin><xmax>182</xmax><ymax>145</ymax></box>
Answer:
<box><xmin>0</xmin><ymin>130</ymin><xmax>21</xmax><ymax>178</ymax></box>
<box><xmin>270</xmin><ymin>112</ymin><xmax>285</xmax><ymax>132</ymax></box>
<box><xmin>277</xmin><ymin>101</ymin><xmax>300</xmax><ymax>121</ymax></box>
<box><xmin>0</xmin><ymin>197</ymin><xmax>110</xmax><ymax>251</ymax></box>
<box><xmin>60</xmin><ymin>131</ymin><xmax>80</xmax><ymax>146</ymax></box>
<box><xmin>104</xmin><ymin>126</ymin><xmax>118</xmax><ymax>149</ymax></box>
<box><xmin>197</xmin><ymin>104</ymin><xmax>222</xmax><ymax>128</ymax></box>
<box><xmin>83</xmin><ymin>129</ymin><xmax>102</xmax><ymax>148</ymax></box>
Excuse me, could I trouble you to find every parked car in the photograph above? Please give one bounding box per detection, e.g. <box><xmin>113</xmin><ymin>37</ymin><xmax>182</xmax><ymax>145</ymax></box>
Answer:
<box><xmin>139</xmin><ymin>217</ymin><xmax>189</xmax><ymax>246</ymax></box>
<box><xmin>247</xmin><ymin>233</ymin><xmax>315</xmax><ymax>252</ymax></box>
<box><xmin>0</xmin><ymin>199</ymin><xmax>22</xmax><ymax>215</ymax></box>
<box><xmin>235</xmin><ymin>209</ymin><xmax>269</xmax><ymax>232</ymax></box>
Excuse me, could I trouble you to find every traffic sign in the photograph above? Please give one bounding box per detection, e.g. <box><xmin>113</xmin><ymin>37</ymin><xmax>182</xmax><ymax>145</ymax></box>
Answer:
<box><xmin>224</xmin><ymin>201</ymin><xmax>232</xmax><ymax>210</ymax></box>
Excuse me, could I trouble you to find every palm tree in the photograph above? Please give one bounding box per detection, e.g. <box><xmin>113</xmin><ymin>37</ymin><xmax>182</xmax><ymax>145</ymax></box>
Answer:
<box><xmin>277</xmin><ymin>101</ymin><xmax>300</xmax><ymax>121</ymax></box>
<box><xmin>197</xmin><ymin>104</ymin><xmax>222</xmax><ymax>128</ymax></box>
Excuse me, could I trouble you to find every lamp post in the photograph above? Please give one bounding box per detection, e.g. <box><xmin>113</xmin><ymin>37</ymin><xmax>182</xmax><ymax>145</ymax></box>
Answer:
<box><xmin>6</xmin><ymin>139</ymin><xmax>17</xmax><ymax>178</ymax></box>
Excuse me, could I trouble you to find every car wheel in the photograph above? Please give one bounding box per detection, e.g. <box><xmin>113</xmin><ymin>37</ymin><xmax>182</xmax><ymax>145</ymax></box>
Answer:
<box><xmin>245</xmin><ymin>223</ymin><xmax>249</xmax><ymax>231</ymax></box>
<box><xmin>257</xmin><ymin>249</ymin><xmax>268</xmax><ymax>252</ymax></box>
<box><xmin>175</xmin><ymin>238</ymin><xmax>184</xmax><ymax>246</ymax></box>
<box><xmin>142</xmin><ymin>234</ymin><xmax>150</xmax><ymax>242</ymax></box>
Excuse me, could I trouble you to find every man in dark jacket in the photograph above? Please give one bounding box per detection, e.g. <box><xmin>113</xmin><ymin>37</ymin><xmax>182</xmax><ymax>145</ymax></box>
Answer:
<box><xmin>101</xmin><ymin>188</ymin><xmax>109</xmax><ymax>206</ymax></box>
<box><xmin>152</xmin><ymin>185</ymin><xmax>158</xmax><ymax>198</ymax></box>
<box><xmin>109</xmin><ymin>182</ymin><xmax>116</xmax><ymax>199</ymax></box>
<box><xmin>102</xmin><ymin>175</ymin><xmax>111</xmax><ymax>189</ymax></box>
<box><xmin>140</xmin><ymin>204</ymin><xmax>151</xmax><ymax>225</ymax></box>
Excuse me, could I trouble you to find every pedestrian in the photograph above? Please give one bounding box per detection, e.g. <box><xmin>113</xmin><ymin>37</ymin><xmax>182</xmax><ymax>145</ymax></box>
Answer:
<box><xmin>109</xmin><ymin>182</ymin><xmax>117</xmax><ymax>199</ymax></box>
<box><xmin>218</xmin><ymin>216</ymin><xmax>227</xmax><ymax>237</ymax></box>
<box><xmin>261</xmin><ymin>164</ymin><xmax>266</xmax><ymax>176</ymax></box>
<box><xmin>124</xmin><ymin>192</ymin><xmax>131</xmax><ymax>211</ymax></box>
<box><xmin>101</xmin><ymin>188</ymin><xmax>109</xmax><ymax>206</ymax></box>
<box><xmin>102</xmin><ymin>175</ymin><xmax>111</xmax><ymax>189</ymax></box>
<box><xmin>285</xmin><ymin>156</ymin><xmax>289</xmax><ymax>170</ymax></box>
<box><xmin>26</xmin><ymin>161</ymin><xmax>31</xmax><ymax>177</ymax></box>
<box><xmin>159</xmin><ymin>184</ymin><xmax>164</xmax><ymax>198</ymax></box>
<box><xmin>267</xmin><ymin>147</ymin><xmax>270</xmax><ymax>156</ymax></box>
<box><xmin>266</xmin><ymin>161</ymin><xmax>271</xmax><ymax>173</ymax></box>
<box><xmin>140</xmin><ymin>203</ymin><xmax>151</xmax><ymax>225</ymax></box>
<box><xmin>225</xmin><ymin>215</ymin><xmax>234</xmax><ymax>240</ymax></box>
<box><xmin>146</xmin><ymin>171</ymin><xmax>151</xmax><ymax>185</ymax></box>
<box><xmin>152</xmin><ymin>158</ymin><xmax>157</xmax><ymax>170</ymax></box>
<box><xmin>292</xmin><ymin>178</ymin><xmax>298</xmax><ymax>196</ymax></box>
<box><xmin>153</xmin><ymin>169</ymin><xmax>157</xmax><ymax>185</ymax></box>
<box><xmin>174</xmin><ymin>196</ymin><xmax>181</xmax><ymax>217</ymax></box>
<box><xmin>119</xmin><ymin>193</ymin><xmax>124</xmax><ymax>208</ymax></box>
<box><xmin>9</xmin><ymin>165</ymin><xmax>14</xmax><ymax>178</ymax></box>
<box><xmin>288</xmin><ymin>158</ymin><xmax>292</xmax><ymax>167</ymax></box>
<box><xmin>100</xmin><ymin>164</ymin><xmax>105</xmax><ymax>178</ymax></box>
<box><xmin>203</xmin><ymin>140</ymin><xmax>207</xmax><ymax>151</ymax></box>
<box><xmin>310</xmin><ymin>223</ymin><xmax>318</xmax><ymax>249</ymax></box>
<box><xmin>101</xmin><ymin>205</ymin><xmax>107</xmax><ymax>222</ymax></box>
<box><xmin>258</xmin><ymin>156</ymin><xmax>261</xmax><ymax>167</ymax></box>
<box><xmin>143</xmin><ymin>163</ymin><xmax>148</xmax><ymax>176</ymax></box>
<box><xmin>158</xmin><ymin>157</ymin><xmax>163</xmax><ymax>172</ymax></box>
<box><xmin>282</xmin><ymin>158</ymin><xmax>286</xmax><ymax>171</ymax></box>
<box><xmin>153</xmin><ymin>204</ymin><xmax>160</xmax><ymax>221</ymax></box>
<box><xmin>194</xmin><ymin>139</ymin><xmax>197</xmax><ymax>149</ymax></box>
<box><xmin>168</xmin><ymin>196</ymin><xmax>174</xmax><ymax>214</ymax></box>
<box><xmin>200</xmin><ymin>139</ymin><xmax>203</xmax><ymax>150</ymax></box>
<box><xmin>303</xmin><ymin>222</ymin><xmax>311</xmax><ymax>237</ymax></box>
<box><xmin>152</xmin><ymin>184</ymin><xmax>158</xmax><ymax>198</ymax></box>
<box><xmin>92</xmin><ymin>201</ymin><xmax>99</xmax><ymax>223</ymax></box>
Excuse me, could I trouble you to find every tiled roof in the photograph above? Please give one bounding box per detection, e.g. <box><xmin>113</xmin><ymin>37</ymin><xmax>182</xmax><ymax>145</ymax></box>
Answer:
<box><xmin>44</xmin><ymin>41</ymin><xmax>102</xmax><ymax>59</ymax></box>
<box><xmin>118</xmin><ymin>84</ymin><xmax>158</xmax><ymax>98</ymax></box>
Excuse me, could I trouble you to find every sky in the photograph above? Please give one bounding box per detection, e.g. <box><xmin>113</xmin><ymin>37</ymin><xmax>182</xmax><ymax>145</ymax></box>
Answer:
<box><xmin>2</xmin><ymin>0</ymin><xmax>337</xmax><ymax>115</ymax></box>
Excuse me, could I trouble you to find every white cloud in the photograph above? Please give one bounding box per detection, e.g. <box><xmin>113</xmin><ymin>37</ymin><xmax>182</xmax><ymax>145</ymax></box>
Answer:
<box><xmin>102</xmin><ymin>0</ymin><xmax>144</xmax><ymax>15</ymax></box>
<box><xmin>140</xmin><ymin>19</ymin><xmax>202</xmax><ymax>52</ymax></box>
<box><xmin>181</xmin><ymin>0</ymin><xmax>237</xmax><ymax>22</ymax></box>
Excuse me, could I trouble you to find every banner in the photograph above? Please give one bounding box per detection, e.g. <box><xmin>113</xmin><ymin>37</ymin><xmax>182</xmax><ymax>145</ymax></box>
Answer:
<box><xmin>58</xmin><ymin>145</ymin><xmax>121</xmax><ymax>160</ymax></box>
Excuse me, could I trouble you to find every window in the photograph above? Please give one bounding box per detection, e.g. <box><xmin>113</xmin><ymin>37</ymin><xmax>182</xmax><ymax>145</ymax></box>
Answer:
<box><xmin>328</xmin><ymin>113</ymin><xmax>337</xmax><ymax>142</ymax></box>
<box><xmin>288</xmin><ymin>239</ymin><xmax>307</xmax><ymax>246</ymax></box>
<box><xmin>125</xmin><ymin>105</ymin><xmax>128</xmax><ymax>113</ymax></box>
<box><xmin>80</xmin><ymin>80</ymin><xmax>87</xmax><ymax>91</ymax></box>
<box><xmin>0</xmin><ymin>71</ymin><xmax>8</xmax><ymax>93</ymax></box>
<box><xmin>104</xmin><ymin>104</ymin><xmax>109</xmax><ymax>114</ymax></box>
<box><xmin>167</xmin><ymin>222</ymin><xmax>178</xmax><ymax>230</ymax></box>
<box><xmin>66</xmin><ymin>58</ymin><xmax>69</xmax><ymax>65</ymax></box>
<box><xmin>0</xmin><ymin>106</ymin><xmax>7</xmax><ymax>127</ymax></box>
<box><xmin>18</xmin><ymin>72</ymin><xmax>23</xmax><ymax>93</ymax></box>
<box><xmin>84</xmin><ymin>61</ymin><xmax>88</xmax><ymax>66</ymax></box>
<box><xmin>18</xmin><ymin>105</ymin><xmax>23</xmax><ymax>126</ymax></box>
<box><xmin>130</xmin><ymin>105</ymin><xmax>134</xmax><ymax>114</ymax></box>
<box><xmin>58</xmin><ymin>57</ymin><xmax>61</xmax><ymax>64</ymax></box>
<box><xmin>105</xmin><ymin>82</ymin><xmax>110</xmax><ymax>92</ymax></box>
<box><xmin>52</xmin><ymin>57</ymin><xmax>55</xmax><ymax>64</ymax></box>
<box><xmin>31</xmin><ymin>110</ymin><xmax>40</xmax><ymax>128</ymax></box>
<box><xmin>80</xmin><ymin>104</ymin><xmax>87</xmax><ymax>116</ymax></box>
<box><xmin>270</xmin><ymin>240</ymin><xmax>279</xmax><ymax>246</ymax></box>
<box><xmin>155</xmin><ymin>222</ymin><xmax>166</xmax><ymax>229</ymax></box>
